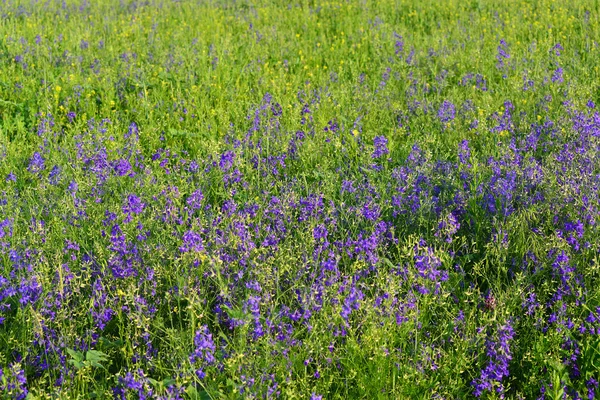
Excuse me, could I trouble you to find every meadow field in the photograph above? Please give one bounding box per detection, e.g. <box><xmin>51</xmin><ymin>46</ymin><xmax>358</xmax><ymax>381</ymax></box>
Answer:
<box><xmin>2</xmin><ymin>0</ymin><xmax>600</xmax><ymax>398</ymax></box>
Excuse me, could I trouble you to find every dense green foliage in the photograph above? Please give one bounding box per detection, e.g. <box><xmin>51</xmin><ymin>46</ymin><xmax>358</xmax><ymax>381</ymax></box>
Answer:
<box><xmin>2</xmin><ymin>0</ymin><xmax>600</xmax><ymax>398</ymax></box>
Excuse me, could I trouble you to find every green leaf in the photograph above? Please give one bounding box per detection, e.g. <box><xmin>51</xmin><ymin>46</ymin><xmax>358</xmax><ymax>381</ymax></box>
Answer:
<box><xmin>86</xmin><ymin>349</ymin><xmax>109</xmax><ymax>362</ymax></box>
<box><xmin>185</xmin><ymin>384</ymin><xmax>213</xmax><ymax>400</ymax></box>
<box><xmin>85</xmin><ymin>350</ymin><xmax>109</xmax><ymax>369</ymax></box>
<box><xmin>162</xmin><ymin>378</ymin><xmax>177</xmax><ymax>387</ymax></box>
<box><xmin>66</xmin><ymin>348</ymin><xmax>84</xmax><ymax>362</ymax></box>
<box><xmin>99</xmin><ymin>336</ymin><xmax>124</xmax><ymax>349</ymax></box>
<box><xmin>380</xmin><ymin>256</ymin><xmax>396</xmax><ymax>269</ymax></box>
<box><xmin>66</xmin><ymin>348</ymin><xmax>84</xmax><ymax>370</ymax></box>
<box><xmin>185</xmin><ymin>384</ymin><xmax>198</xmax><ymax>398</ymax></box>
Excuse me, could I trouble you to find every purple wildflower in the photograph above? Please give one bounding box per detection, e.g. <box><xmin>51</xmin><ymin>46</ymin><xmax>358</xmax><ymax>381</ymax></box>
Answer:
<box><xmin>551</xmin><ymin>67</ymin><xmax>564</xmax><ymax>83</ymax></box>
<box><xmin>219</xmin><ymin>151</ymin><xmax>235</xmax><ymax>171</ymax></box>
<box><xmin>372</xmin><ymin>135</ymin><xmax>389</xmax><ymax>159</ymax></box>
<box><xmin>180</xmin><ymin>230</ymin><xmax>204</xmax><ymax>253</ymax></box>
<box><xmin>438</xmin><ymin>100</ymin><xmax>456</xmax><ymax>124</ymax></box>
<box><xmin>458</xmin><ymin>140</ymin><xmax>471</xmax><ymax>165</ymax></box>
<box><xmin>114</xmin><ymin>159</ymin><xmax>133</xmax><ymax>177</ymax></box>
<box><xmin>472</xmin><ymin>320</ymin><xmax>515</xmax><ymax>398</ymax></box>
<box><xmin>28</xmin><ymin>152</ymin><xmax>45</xmax><ymax>174</ymax></box>
<box><xmin>123</xmin><ymin>194</ymin><xmax>145</xmax><ymax>215</ymax></box>
<box><xmin>190</xmin><ymin>325</ymin><xmax>216</xmax><ymax>379</ymax></box>
<box><xmin>48</xmin><ymin>165</ymin><xmax>61</xmax><ymax>185</ymax></box>
<box><xmin>0</xmin><ymin>363</ymin><xmax>28</xmax><ymax>400</ymax></box>
<box><xmin>186</xmin><ymin>189</ymin><xmax>204</xmax><ymax>211</ymax></box>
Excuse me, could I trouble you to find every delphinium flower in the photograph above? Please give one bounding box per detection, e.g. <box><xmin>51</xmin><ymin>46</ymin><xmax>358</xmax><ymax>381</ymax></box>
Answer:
<box><xmin>5</xmin><ymin>171</ymin><xmax>16</xmax><ymax>182</ymax></box>
<box><xmin>350</xmin><ymin>229</ymin><xmax>382</xmax><ymax>266</ymax></box>
<box><xmin>472</xmin><ymin>320</ymin><xmax>515</xmax><ymax>398</ymax></box>
<box><xmin>453</xmin><ymin>310</ymin><xmax>465</xmax><ymax>334</ymax></box>
<box><xmin>36</xmin><ymin>113</ymin><xmax>55</xmax><ymax>137</ymax></box>
<box><xmin>437</xmin><ymin>100</ymin><xmax>456</xmax><ymax>124</ymax></box>
<box><xmin>394</xmin><ymin>32</ymin><xmax>404</xmax><ymax>58</ymax></box>
<box><xmin>113</xmin><ymin>370</ymin><xmax>155</xmax><ymax>400</ymax></box>
<box><xmin>405</xmin><ymin>47</ymin><xmax>416</xmax><ymax>65</ymax></box>
<box><xmin>287</xmin><ymin>130</ymin><xmax>305</xmax><ymax>160</ymax></box>
<box><xmin>551</xmin><ymin>67</ymin><xmax>564</xmax><ymax>84</ymax></box>
<box><xmin>122</xmin><ymin>194</ymin><xmax>145</xmax><ymax>222</ymax></box>
<box><xmin>189</xmin><ymin>325</ymin><xmax>216</xmax><ymax>380</ymax></box>
<box><xmin>491</xmin><ymin>100</ymin><xmax>515</xmax><ymax>135</ymax></box>
<box><xmin>475</xmin><ymin>74</ymin><xmax>487</xmax><ymax>90</ymax></box>
<box><xmin>48</xmin><ymin>165</ymin><xmax>61</xmax><ymax>185</ymax></box>
<box><xmin>245</xmin><ymin>295</ymin><xmax>264</xmax><ymax>339</ymax></box>
<box><xmin>341</xmin><ymin>179</ymin><xmax>356</xmax><ymax>194</ymax></box>
<box><xmin>413</xmin><ymin>239</ymin><xmax>448</xmax><ymax>295</ymax></box>
<box><xmin>392</xmin><ymin>165</ymin><xmax>432</xmax><ymax>216</ymax></box>
<box><xmin>131</xmin><ymin>328</ymin><xmax>158</xmax><ymax>365</ymax></box>
<box><xmin>319</xmin><ymin>252</ymin><xmax>340</xmax><ymax>287</ymax></box>
<box><xmin>378</xmin><ymin>67</ymin><xmax>391</xmax><ymax>91</ymax></box>
<box><xmin>551</xmin><ymin>43</ymin><xmax>563</xmax><ymax>56</ymax></box>
<box><xmin>372</xmin><ymin>135</ymin><xmax>389</xmax><ymax>159</ymax></box>
<box><xmin>407</xmin><ymin>143</ymin><xmax>427</xmax><ymax>167</ymax></box>
<box><xmin>324</xmin><ymin>119</ymin><xmax>339</xmax><ymax>135</ymax></box>
<box><xmin>0</xmin><ymin>275</ymin><xmax>12</xmax><ymax>324</ymax></box>
<box><xmin>496</xmin><ymin>39</ymin><xmax>510</xmax><ymax>77</ymax></box>
<box><xmin>340</xmin><ymin>284</ymin><xmax>364</xmax><ymax>322</ymax></box>
<box><xmin>0</xmin><ymin>218</ymin><xmax>13</xmax><ymax>243</ymax></box>
<box><xmin>460</xmin><ymin>72</ymin><xmax>475</xmax><ymax>87</ymax></box>
<box><xmin>90</xmin><ymin>278</ymin><xmax>114</xmax><ymax>330</ymax></box>
<box><xmin>483</xmin><ymin>160</ymin><xmax>517</xmax><ymax>217</ymax></box>
<box><xmin>522</xmin><ymin>74</ymin><xmax>535</xmax><ymax>91</ymax></box>
<box><xmin>68</xmin><ymin>180</ymin><xmax>78</xmax><ymax>196</ymax></box>
<box><xmin>0</xmin><ymin>363</ymin><xmax>28</xmax><ymax>400</ymax></box>
<box><xmin>298</xmin><ymin>194</ymin><xmax>325</xmax><ymax>223</ymax></box>
<box><xmin>180</xmin><ymin>230</ymin><xmax>204</xmax><ymax>253</ymax></box>
<box><xmin>558</xmin><ymin>219</ymin><xmax>584</xmax><ymax>252</ymax></box>
<box><xmin>27</xmin><ymin>151</ymin><xmax>45</xmax><ymax>174</ymax></box>
<box><xmin>237</xmin><ymin>374</ymin><xmax>257</xmax><ymax>396</ymax></box>
<box><xmin>263</xmin><ymin>374</ymin><xmax>280</xmax><ymax>398</ymax></box>
<box><xmin>108</xmin><ymin>224</ymin><xmax>140</xmax><ymax>278</ymax></box>
<box><xmin>581</xmin><ymin>307</ymin><xmax>600</xmax><ymax>335</ymax></box>
<box><xmin>222</xmin><ymin>199</ymin><xmax>237</xmax><ymax>217</ymax></box>
<box><xmin>186</xmin><ymin>189</ymin><xmax>204</xmax><ymax>211</ymax></box>
<box><xmin>458</xmin><ymin>140</ymin><xmax>471</xmax><ymax>166</ymax></box>
<box><xmin>522</xmin><ymin>291</ymin><xmax>540</xmax><ymax>317</ymax></box>
<box><xmin>154</xmin><ymin>185</ymin><xmax>185</xmax><ymax>225</ymax></box>
<box><xmin>223</xmin><ymin>166</ymin><xmax>243</xmax><ymax>188</ymax></box>
<box><xmin>394</xmin><ymin>293</ymin><xmax>417</xmax><ymax>326</ymax></box>
<box><xmin>435</xmin><ymin>212</ymin><xmax>460</xmax><ymax>243</ymax></box>
<box><xmin>548</xmin><ymin>250</ymin><xmax>579</xmax><ymax>305</ymax></box>
<box><xmin>219</xmin><ymin>150</ymin><xmax>235</xmax><ymax>172</ymax></box>
<box><xmin>490</xmin><ymin>228</ymin><xmax>509</xmax><ymax>250</ymax></box>
<box><xmin>113</xmin><ymin>158</ymin><xmax>134</xmax><ymax>177</ymax></box>
<box><xmin>361</xmin><ymin>201</ymin><xmax>381</xmax><ymax>221</ymax></box>
<box><xmin>587</xmin><ymin>378</ymin><xmax>599</xmax><ymax>399</ymax></box>
<box><xmin>561</xmin><ymin>336</ymin><xmax>581</xmax><ymax>381</ymax></box>
<box><xmin>18</xmin><ymin>276</ymin><xmax>42</xmax><ymax>307</ymax></box>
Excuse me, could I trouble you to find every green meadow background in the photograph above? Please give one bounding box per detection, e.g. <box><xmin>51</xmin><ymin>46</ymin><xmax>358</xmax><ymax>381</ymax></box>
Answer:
<box><xmin>1</xmin><ymin>0</ymin><xmax>600</xmax><ymax>399</ymax></box>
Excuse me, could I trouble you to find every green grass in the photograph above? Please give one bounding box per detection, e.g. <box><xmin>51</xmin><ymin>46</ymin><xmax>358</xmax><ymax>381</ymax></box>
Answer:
<box><xmin>1</xmin><ymin>0</ymin><xmax>600</xmax><ymax>399</ymax></box>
